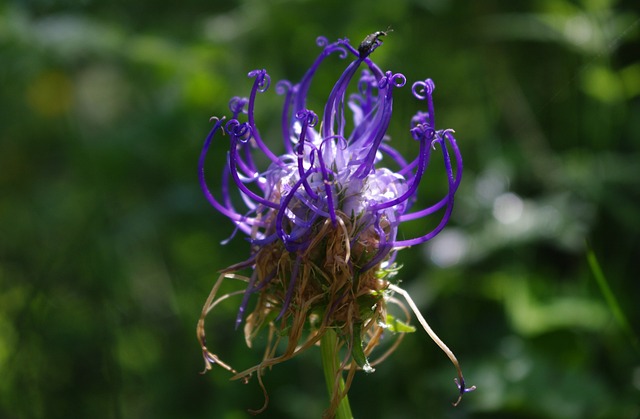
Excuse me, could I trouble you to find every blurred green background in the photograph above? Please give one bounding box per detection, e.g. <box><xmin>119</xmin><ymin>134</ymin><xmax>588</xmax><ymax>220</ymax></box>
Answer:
<box><xmin>1</xmin><ymin>0</ymin><xmax>639</xmax><ymax>418</ymax></box>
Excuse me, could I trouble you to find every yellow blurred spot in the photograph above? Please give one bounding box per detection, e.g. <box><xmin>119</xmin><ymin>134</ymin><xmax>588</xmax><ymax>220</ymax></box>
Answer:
<box><xmin>620</xmin><ymin>63</ymin><xmax>640</xmax><ymax>99</ymax></box>
<box><xmin>26</xmin><ymin>71</ymin><xmax>74</xmax><ymax>117</ymax></box>
<box><xmin>581</xmin><ymin>65</ymin><xmax>624</xmax><ymax>104</ymax></box>
<box><xmin>184</xmin><ymin>71</ymin><xmax>221</xmax><ymax>107</ymax></box>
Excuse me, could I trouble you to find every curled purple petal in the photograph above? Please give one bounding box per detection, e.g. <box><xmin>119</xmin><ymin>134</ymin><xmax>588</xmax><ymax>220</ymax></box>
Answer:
<box><xmin>200</xmin><ymin>33</ymin><xmax>464</xmax><ymax>307</ymax></box>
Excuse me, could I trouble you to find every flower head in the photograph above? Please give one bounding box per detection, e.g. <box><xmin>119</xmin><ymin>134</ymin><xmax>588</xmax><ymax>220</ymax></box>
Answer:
<box><xmin>197</xmin><ymin>35</ymin><xmax>473</xmax><ymax>415</ymax></box>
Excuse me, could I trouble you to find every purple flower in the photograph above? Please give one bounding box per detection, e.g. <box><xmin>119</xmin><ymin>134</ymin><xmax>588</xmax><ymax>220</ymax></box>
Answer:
<box><xmin>197</xmin><ymin>35</ymin><xmax>472</xmax><ymax>414</ymax></box>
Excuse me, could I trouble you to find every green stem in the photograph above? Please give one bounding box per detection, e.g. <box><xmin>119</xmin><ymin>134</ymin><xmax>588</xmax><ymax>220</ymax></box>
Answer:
<box><xmin>320</xmin><ymin>329</ymin><xmax>353</xmax><ymax>419</ymax></box>
<box><xmin>586</xmin><ymin>244</ymin><xmax>640</xmax><ymax>354</ymax></box>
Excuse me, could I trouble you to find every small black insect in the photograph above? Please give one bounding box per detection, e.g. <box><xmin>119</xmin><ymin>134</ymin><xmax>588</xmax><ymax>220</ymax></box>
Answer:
<box><xmin>358</xmin><ymin>27</ymin><xmax>393</xmax><ymax>59</ymax></box>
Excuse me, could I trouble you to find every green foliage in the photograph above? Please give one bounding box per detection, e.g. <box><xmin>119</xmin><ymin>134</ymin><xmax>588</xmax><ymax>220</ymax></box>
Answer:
<box><xmin>1</xmin><ymin>0</ymin><xmax>639</xmax><ymax>418</ymax></box>
<box><xmin>385</xmin><ymin>314</ymin><xmax>416</xmax><ymax>334</ymax></box>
